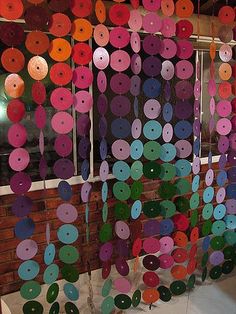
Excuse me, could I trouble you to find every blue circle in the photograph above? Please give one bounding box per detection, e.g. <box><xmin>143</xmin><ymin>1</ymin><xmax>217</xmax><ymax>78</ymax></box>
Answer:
<box><xmin>58</xmin><ymin>181</ymin><xmax>72</xmax><ymax>201</ymax></box>
<box><xmin>174</xmin><ymin>120</ymin><xmax>192</xmax><ymax>139</ymax></box>
<box><xmin>18</xmin><ymin>260</ymin><xmax>40</xmax><ymax>281</ymax></box>
<box><xmin>43</xmin><ymin>264</ymin><xmax>59</xmax><ymax>284</ymax></box>
<box><xmin>57</xmin><ymin>224</ymin><xmax>79</xmax><ymax>244</ymax></box>
<box><xmin>102</xmin><ymin>182</ymin><xmax>108</xmax><ymax>202</ymax></box>
<box><xmin>193</xmin><ymin>138</ymin><xmax>200</xmax><ymax>156</ymax></box>
<box><xmin>208</xmin><ymin>152</ymin><xmax>212</xmax><ymax>168</ymax></box>
<box><xmin>175</xmin><ymin>159</ymin><xmax>191</xmax><ymax>177</ymax></box>
<box><xmin>44</xmin><ymin>243</ymin><xmax>56</xmax><ymax>265</ymax></box>
<box><xmin>160</xmin><ymin>143</ymin><xmax>176</xmax><ymax>162</ymax></box>
<box><xmin>143</xmin><ymin>120</ymin><xmax>162</xmax><ymax>140</ymax></box>
<box><xmin>111</xmin><ymin>118</ymin><xmax>131</xmax><ymax>139</ymax></box>
<box><xmin>112</xmin><ymin>161</ymin><xmax>130</xmax><ymax>181</ymax></box>
<box><xmin>81</xmin><ymin>159</ymin><xmax>90</xmax><ymax>181</ymax></box>
<box><xmin>203</xmin><ymin>187</ymin><xmax>214</xmax><ymax>203</ymax></box>
<box><xmin>163</xmin><ymin>103</ymin><xmax>173</xmax><ymax>122</ymax></box>
<box><xmin>134</xmin><ymin>96</ymin><xmax>139</xmax><ymax>118</ymax></box>
<box><xmin>226</xmin><ymin>184</ymin><xmax>236</xmax><ymax>199</ymax></box>
<box><xmin>160</xmin><ymin>219</ymin><xmax>174</xmax><ymax>235</ymax></box>
<box><xmin>130</xmin><ymin>140</ymin><xmax>143</xmax><ymax>160</ymax></box>
<box><xmin>216</xmin><ymin>170</ymin><xmax>227</xmax><ymax>187</ymax></box>
<box><xmin>64</xmin><ymin>283</ymin><xmax>79</xmax><ymax>301</ymax></box>
<box><xmin>15</xmin><ymin>218</ymin><xmax>35</xmax><ymax>240</ymax></box>
<box><xmin>202</xmin><ymin>236</ymin><xmax>211</xmax><ymax>252</ymax></box>
<box><xmin>131</xmin><ymin>200</ymin><xmax>142</xmax><ymax>220</ymax></box>
<box><xmin>100</xmin><ymin>139</ymin><xmax>107</xmax><ymax>160</ymax></box>
<box><xmin>143</xmin><ymin>78</ymin><xmax>161</xmax><ymax>98</ymax></box>
<box><xmin>213</xmin><ymin>204</ymin><xmax>226</xmax><ymax>220</ymax></box>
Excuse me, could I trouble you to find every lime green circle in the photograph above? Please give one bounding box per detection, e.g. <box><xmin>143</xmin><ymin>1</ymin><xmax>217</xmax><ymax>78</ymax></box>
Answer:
<box><xmin>201</xmin><ymin>267</ymin><xmax>207</xmax><ymax>282</ymax></box>
<box><xmin>113</xmin><ymin>182</ymin><xmax>130</xmax><ymax>201</ymax></box>
<box><xmin>61</xmin><ymin>264</ymin><xmax>79</xmax><ymax>283</ymax></box>
<box><xmin>202</xmin><ymin>203</ymin><xmax>213</xmax><ymax>220</ymax></box>
<box><xmin>132</xmin><ymin>289</ymin><xmax>141</xmax><ymax>307</ymax></box>
<box><xmin>47</xmin><ymin>283</ymin><xmax>59</xmax><ymax>304</ymax></box>
<box><xmin>175</xmin><ymin>178</ymin><xmax>191</xmax><ymax>195</ymax></box>
<box><xmin>143</xmin><ymin>161</ymin><xmax>161</xmax><ymax>179</ymax></box>
<box><xmin>23</xmin><ymin>301</ymin><xmax>43</xmax><ymax>314</ymax></box>
<box><xmin>187</xmin><ymin>274</ymin><xmax>196</xmax><ymax>289</ymax></box>
<box><xmin>190</xmin><ymin>192</ymin><xmax>200</xmax><ymax>210</ymax></box>
<box><xmin>202</xmin><ymin>220</ymin><xmax>212</xmax><ymax>236</ymax></box>
<box><xmin>114</xmin><ymin>202</ymin><xmax>130</xmax><ymax>220</ymax></box>
<box><xmin>130</xmin><ymin>181</ymin><xmax>143</xmax><ymax>200</ymax></box>
<box><xmin>170</xmin><ymin>281</ymin><xmax>186</xmax><ymax>295</ymax></box>
<box><xmin>201</xmin><ymin>252</ymin><xmax>209</xmax><ymax>268</ymax></box>
<box><xmin>175</xmin><ymin>196</ymin><xmax>190</xmax><ymax>213</ymax></box>
<box><xmin>160</xmin><ymin>200</ymin><xmax>176</xmax><ymax>218</ymax></box>
<box><xmin>59</xmin><ymin>245</ymin><xmax>79</xmax><ymax>264</ymax></box>
<box><xmin>210</xmin><ymin>236</ymin><xmax>225</xmax><ymax>250</ymax></box>
<box><xmin>20</xmin><ymin>281</ymin><xmax>41</xmax><ymax>300</ymax></box>
<box><xmin>190</xmin><ymin>209</ymin><xmax>198</xmax><ymax>227</ymax></box>
<box><xmin>130</xmin><ymin>161</ymin><xmax>143</xmax><ymax>180</ymax></box>
<box><xmin>143</xmin><ymin>141</ymin><xmax>161</xmax><ymax>160</ymax></box>
<box><xmin>223</xmin><ymin>246</ymin><xmax>235</xmax><ymax>260</ymax></box>
<box><xmin>222</xmin><ymin>260</ymin><xmax>234</xmax><ymax>274</ymax></box>
<box><xmin>224</xmin><ymin>230</ymin><xmax>236</xmax><ymax>245</ymax></box>
<box><xmin>143</xmin><ymin>201</ymin><xmax>161</xmax><ymax>218</ymax></box>
<box><xmin>102</xmin><ymin>279</ymin><xmax>112</xmax><ymax>298</ymax></box>
<box><xmin>102</xmin><ymin>202</ymin><xmax>108</xmax><ymax>223</ymax></box>
<box><xmin>211</xmin><ymin>220</ymin><xmax>226</xmax><ymax>236</ymax></box>
<box><xmin>159</xmin><ymin>163</ymin><xmax>176</xmax><ymax>181</ymax></box>
<box><xmin>101</xmin><ymin>296</ymin><xmax>114</xmax><ymax>314</ymax></box>
<box><xmin>209</xmin><ymin>266</ymin><xmax>222</xmax><ymax>280</ymax></box>
<box><xmin>158</xmin><ymin>182</ymin><xmax>176</xmax><ymax>199</ymax></box>
<box><xmin>99</xmin><ymin>223</ymin><xmax>112</xmax><ymax>243</ymax></box>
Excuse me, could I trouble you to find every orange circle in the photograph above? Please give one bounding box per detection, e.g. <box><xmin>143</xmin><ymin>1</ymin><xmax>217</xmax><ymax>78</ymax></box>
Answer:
<box><xmin>71</xmin><ymin>18</ymin><xmax>93</xmax><ymax>42</ymax></box>
<box><xmin>161</xmin><ymin>0</ymin><xmax>175</xmax><ymax>17</ymax></box>
<box><xmin>133</xmin><ymin>256</ymin><xmax>139</xmax><ymax>273</ymax></box>
<box><xmin>187</xmin><ymin>258</ymin><xmax>197</xmax><ymax>275</ymax></box>
<box><xmin>48</xmin><ymin>38</ymin><xmax>72</xmax><ymax>62</ymax></box>
<box><xmin>1</xmin><ymin>48</ymin><xmax>25</xmax><ymax>73</ymax></box>
<box><xmin>219</xmin><ymin>63</ymin><xmax>232</xmax><ymax>81</ymax></box>
<box><xmin>176</xmin><ymin>0</ymin><xmax>193</xmax><ymax>18</ymax></box>
<box><xmin>190</xmin><ymin>227</ymin><xmax>199</xmax><ymax>244</ymax></box>
<box><xmin>171</xmin><ymin>265</ymin><xmax>187</xmax><ymax>280</ymax></box>
<box><xmin>49</xmin><ymin>13</ymin><xmax>71</xmax><ymax>37</ymax></box>
<box><xmin>27</xmin><ymin>56</ymin><xmax>48</xmax><ymax>81</ymax></box>
<box><xmin>0</xmin><ymin>0</ymin><xmax>23</xmax><ymax>20</ymax></box>
<box><xmin>25</xmin><ymin>31</ymin><xmax>50</xmax><ymax>55</ymax></box>
<box><xmin>210</xmin><ymin>41</ymin><xmax>216</xmax><ymax>60</ymax></box>
<box><xmin>5</xmin><ymin>74</ymin><xmax>25</xmax><ymax>98</ymax></box>
<box><xmin>218</xmin><ymin>6</ymin><xmax>235</xmax><ymax>24</ymax></box>
<box><xmin>95</xmin><ymin>0</ymin><xmax>106</xmax><ymax>24</ymax></box>
<box><xmin>218</xmin><ymin>81</ymin><xmax>232</xmax><ymax>99</ymax></box>
<box><xmin>142</xmin><ymin>288</ymin><xmax>159</xmax><ymax>304</ymax></box>
<box><xmin>173</xmin><ymin>231</ymin><xmax>188</xmax><ymax>247</ymax></box>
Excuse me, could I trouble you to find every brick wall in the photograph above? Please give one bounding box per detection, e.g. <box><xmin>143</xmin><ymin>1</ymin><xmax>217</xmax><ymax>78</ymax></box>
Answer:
<box><xmin>0</xmin><ymin>162</ymin><xmax>222</xmax><ymax>297</ymax></box>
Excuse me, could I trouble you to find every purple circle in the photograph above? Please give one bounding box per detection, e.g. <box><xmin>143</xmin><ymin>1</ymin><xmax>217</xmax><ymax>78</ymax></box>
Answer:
<box><xmin>99</xmin><ymin>160</ymin><xmax>109</xmax><ymax>182</ymax></box>
<box><xmin>39</xmin><ymin>156</ymin><xmax>47</xmax><ymax>180</ymax></box>
<box><xmin>175</xmin><ymin>140</ymin><xmax>192</xmax><ymax>158</ymax></box>
<box><xmin>131</xmin><ymin>54</ymin><xmax>142</xmax><ymax>74</ymax></box>
<box><xmin>78</xmin><ymin>137</ymin><xmax>91</xmax><ymax>159</ymax></box>
<box><xmin>142</xmin><ymin>34</ymin><xmax>163</xmax><ymax>55</ymax></box>
<box><xmin>16</xmin><ymin>239</ymin><xmax>38</xmax><ymax>260</ymax></box>
<box><xmin>209</xmin><ymin>251</ymin><xmax>224</xmax><ymax>266</ymax></box>
<box><xmin>97</xmin><ymin>94</ymin><xmax>108</xmax><ymax>115</ymax></box>
<box><xmin>228</xmin><ymin>150</ymin><xmax>236</xmax><ymax>166</ymax></box>
<box><xmin>130</xmin><ymin>31</ymin><xmax>141</xmax><ymax>53</ymax></box>
<box><xmin>175</xmin><ymin>100</ymin><xmax>192</xmax><ymax>119</ymax></box>
<box><xmin>99</xmin><ymin>242</ymin><xmax>113</xmax><ymax>262</ymax></box>
<box><xmin>205</xmin><ymin>169</ymin><xmax>214</xmax><ymax>186</ymax></box>
<box><xmin>10</xmin><ymin>172</ymin><xmax>32</xmax><ymax>195</ymax></box>
<box><xmin>110</xmin><ymin>73</ymin><xmax>131</xmax><ymax>94</ymax></box>
<box><xmin>100</xmin><ymin>139</ymin><xmax>107</xmax><ymax>160</ymax></box>
<box><xmin>195</xmin><ymin>99</ymin><xmax>201</xmax><ymax>118</ymax></box>
<box><xmin>193</xmin><ymin>119</ymin><xmax>201</xmax><ymax>137</ymax></box>
<box><xmin>115</xmin><ymin>257</ymin><xmax>129</xmax><ymax>276</ymax></box>
<box><xmin>144</xmin><ymin>99</ymin><xmax>161</xmax><ymax>119</ymax></box>
<box><xmin>99</xmin><ymin>116</ymin><xmax>108</xmax><ymax>138</ymax></box>
<box><xmin>131</xmin><ymin>119</ymin><xmax>142</xmax><ymax>139</ymax></box>
<box><xmin>53</xmin><ymin>158</ymin><xmax>75</xmax><ymax>180</ymax></box>
<box><xmin>219</xmin><ymin>154</ymin><xmax>227</xmax><ymax>170</ymax></box>
<box><xmin>143</xmin><ymin>56</ymin><xmax>161</xmax><ymax>77</ymax></box>
<box><xmin>194</xmin><ymin>80</ymin><xmax>201</xmax><ymax>99</ymax></box>
<box><xmin>164</xmin><ymin>81</ymin><xmax>171</xmax><ymax>101</ymax></box>
<box><xmin>226</xmin><ymin>199</ymin><xmax>236</xmax><ymax>214</ymax></box>
<box><xmin>110</xmin><ymin>95</ymin><xmax>131</xmax><ymax>117</ymax></box>
<box><xmin>116</xmin><ymin>239</ymin><xmax>129</xmax><ymax>257</ymax></box>
<box><xmin>12</xmin><ymin>196</ymin><xmax>32</xmax><ymax>217</ymax></box>
<box><xmin>218</xmin><ymin>135</ymin><xmax>229</xmax><ymax>154</ymax></box>
<box><xmin>97</xmin><ymin>71</ymin><xmax>107</xmax><ymax>93</ymax></box>
<box><xmin>57</xmin><ymin>204</ymin><xmax>78</xmax><ymax>223</ymax></box>
<box><xmin>143</xmin><ymin>219</ymin><xmax>160</xmax><ymax>237</ymax></box>
<box><xmin>130</xmin><ymin>75</ymin><xmax>141</xmax><ymax>96</ymax></box>
<box><xmin>162</xmin><ymin>123</ymin><xmax>173</xmax><ymax>143</ymax></box>
<box><xmin>77</xmin><ymin>114</ymin><xmax>91</xmax><ymax>137</ymax></box>
<box><xmin>81</xmin><ymin>182</ymin><xmax>92</xmax><ymax>203</ymax></box>
<box><xmin>175</xmin><ymin>81</ymin><xmax>193</xmax><ymax>100</ymax></box>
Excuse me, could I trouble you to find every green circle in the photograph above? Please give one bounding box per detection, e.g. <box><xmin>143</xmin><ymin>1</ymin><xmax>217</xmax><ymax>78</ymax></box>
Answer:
<box><xmin>202</xmin><ymin>204</ymin><xmax>213</xmax><ymax>220</ymax></box>
<box><xmin>143</xmin><ymin>201</ymin><xmax>161</xmax><ymax>218</ymax></box>
<box><xmin>201</xmin><ymin>252</ymin><xmax>209</xmax><ymax>268</ymax></box>
<box><xmin>132</xmin><ymin>289</ymin><xmax>141</xmax><ymax>307</ymax></box>
<box><xmin>209</xmin><ymin>266</ymin><xmax>222</xmax><ymax>280</ymax></box>
<box><xmin>61</xmin><ymin>264</ymin><xmax>79</xmax><ymax>283</ymax></box>
<box><xmin>101</xmin><ymin>296</ymin><xmax>114</xmax><ymax>314</ymax></box>
<box><xmin>99</xmin><ymin>223</ymin><xmax>112</xmax><ymax>243</ymax></box>
<box><xmin>190</xmin><ymin>192</ymin><xmax>200</xmax><ymax>210</ymax></box>
<box><xmin>170</xmin><ymin>281</ymin><xmax>186</xmax><ymax>295</ymax></box>
<box><xmin>175</xmin><ymin>178</ymin><xmax>191</xmax><ymax>195</ymax></box>
<box><xmin>43</xmin><ymin>264</ymin><xmax>59</xmax><ymax>284</ymax></box>
<box><xmin>23</xmin><ymin>301</ymin><xmax>43</xmax><ymax>314</ymax></box>
<box><xmin>59</xmin><ymin>245</ymin><xmax>79</xmax><ymax>264</ymax></box>
<box><xmin>224</xmin><ymin>230</ymin><xmax>236</xmax><ymax>245</ymax></box>
<box><xmin>223</xmin><ymin>246</ymin><xmax>235</xmax><ymax>260</ymax></box>
<box><xmin>222</xmin><ymin>260</ymin><xmax>234</xmax><ymax>274</ymax></box>
<box><xmin>190</xmin><ymin>209</ymin><xmax>198</xmax><ymax>227</ymax></box>
<box><xmin>65</xmin><ymin>302</ymin><xmax>79</xmax><ymax>314</ymax></box>
<box><xmin>49</xmin><ymin>302</ymin><xmax>59</xmax><ymax>314</ymax></box>
<box><xmin>47</xmin><ymin>283</ymin><xmax>59</xmax><ymax>304</ymax></box>
<box><xmin>158</xmin><ymin>182</ymin><xmax>176</xmax><ymax>199</ymax></box>
<box><xmin>102</xmin><ymin>202</ymin><xmax>108</xmax><ymax>223</ymax></box>
<box><xmin>160</xmin><ymin>200</ymin><xmax>176</xmax><ymax>218</ymax></box>
<box><xmin>174</xmin><ymin>196</ymin><xmax>190</xmax><ymax>213</ymax></box>
<box><xmin>114</xmin><ymin>294</ymin><xmax>132</xmax><ymax>310</ymax></box>
<box><xmin>202</xmin><ymin>220</ymin><xmax>212</xmax><ymax>236</ymax></box>
<box><xmin>130</xmin><ymin>181</ymin><xmax>143</xmax><ymax>200</ymax></box>
<box><xmin>130</xmin><ymin>161</ymin><xmax>143</xmax><ymax>180</ymax></box>
<box><xmin>20</xmin><ymin>281</ymin><xmax>41</xmax><ymax>300</ymax></box>
<box><xmin>201</xmin><ymin>267</ymin><xmax>207</xmax><ymax>282</ymax></box>
<box><xmin>211</xmin><ymin>220</ymin><xmax>226</xmax><ymax>236</ymax></box>
<box><xmin>157</xmin><ymin>286</ymin><xmax>172</xmax><ymax>302</ymax></box>
<box><xmin>187</xmin><ymin>274</ymin><xmax>196</xmax><ymax>289</ymax></box>
<box><xmin>210</xmin><ymin>236</ymin><xmax>225</xmax><ymax>250</ymax></box>
<box><xmin>159</xmin><ymin>163</ymin><xmax>176</xmax><ymax>181</ymax></box>
<box><xmin>143</xmin><ymin>141</ymin><xmax>161</xmax><ymax>160</ymax></box>
<box><xmin>102</xmin><ymin>279</ymin><xmax>112</xmax><ymax>298</ymax></box>
<box><xmin>113</xmin><ymin>182</ymin><xmax>130</xmax><ymax>201</ymax></box>
<box><xmin>114</xmin><ymin>202</ymin><xmax>130</xmax><ymax>220</ymax></box>
<box><xmin>143</xmin><ymin>161</ymin><xmax>161</xmax><ymax>179</ymax></box>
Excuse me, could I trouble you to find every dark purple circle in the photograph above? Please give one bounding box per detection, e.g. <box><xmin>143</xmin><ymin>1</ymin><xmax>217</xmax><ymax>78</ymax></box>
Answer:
<box><xmin>0</xmin><ymin>22</ymin><xmax>25</xmax><ymax>46</ymax></box>
<box><xmin>218</xmin><ymin>136</ymin><xmax>229</xmax><ymax>154</ymax></box>
<box><xmin>143</xmin><ymin>34</ymin><xmax>163</xmax><ymax>55</ymax></box>
<box><xmin>39</xmin><ymin>156</ymin><xmax>48</xmax><ymax>179</ymax></box>
<box><xmin>97</xmin><ymin>94</ymin><xmax>108</xmax><ymax>116</ymax></box>
<box><xmin>143</xmin><ymin>219</ymin><xmax>160</xmax><ymax>237</ymax></box>
<box><xmin>110</xmin><ymin>73</ymin><xmax>131</xmax><ymax>94</ymax></box>
<box><xmin>115</xmin><ymin>257</ymin><xmax>129</xmax><ymax>276</ymax></box>
<box><xmin>116</xmin><ymin>239</ymin><xmax>129</xmax><ymax>257</ymax></box>
<box><xmin>54</xmin><ymin>134</ymin><xmax>73</xmax><ymax>157</ymax></box>
<box><xmin>81</xmin><ymin>159</ymin><xmax>90</xmax><ymax>181</ymax></box>
<box><xmin>130</xmin><ymin>75</ymin><xmax>141</xmax><ymax>97</ymax></box>
<box><xmin>53</xmin><ymin>158</ymin><xmax>75</xmax><ymax>179</ymax></box>
<box><xmin>175</xmin><ymin>81</ymin><xmax>193</xmax><ymax>100</ymax></box>
<box><xmin>12</xmin><ymin>196</ymin><xmax>33</xmax><ymax>217</ymax></box>
<box><xmin>10</xmin><ymin>172</ymin><xmax>32</xmax><ymax>195</ymax></box>
<box><xmin>78</xmin><ymin>137</ymin><xmax>91</xmax><ymax>159</ymax></box>
<box><xmin>175</xmin><ymin>100</ymin><xmax>192</xmax><ymax>119</ymax></box>
<box><xmin>110</xmin><ymin>96</ymin><xmax>131</xmax><ymax>117</ymax></box>
<box><xmin>99</xmin><ymin>116</ymin><xmax>108</xmax><ymax>138</ymax></box>
<box><xmin>77</xmin><ymin>114</ymin><xmax>91</xmax><ymax>137</ymax></box>
<box><xmin>143</xmin><ymin>56</ymin><xmax>162</xmax><ymax>77</ymax></box>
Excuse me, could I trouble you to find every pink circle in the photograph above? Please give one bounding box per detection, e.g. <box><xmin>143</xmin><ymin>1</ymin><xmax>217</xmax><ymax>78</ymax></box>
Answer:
<box><xmin>205</xmin><ymin>169</ymin><xmax>214</xmax><ymax>186</ymax></box>
<box><xmin>162</xmin><ymin>123</ymin><xmax>173</xmax><ymax>142</ymax></box>
<box><xmin>16</xmin><ymin>239</ymin><xmax>38</xmax><ymax>260</ymax></box>
<box><xmin>144</xmin><ymin>99</ymin><xmax>161</xmax><ymax>119</ymax></box>
<box><xmin>131</xmin><ymin>119</ymin><xmax>142</xmax><ymax>139</ymax></box>
<box><xmin>159</xmin><ymin>254</ymin><xmax>174</xmax><ymax>269</ymax></box>
<box><xmin>160</xmin><ymin>39</ymin><xmax>177</xmax><ymax>59</ymax></box>
<box><xmin>72</xmin><ymin>66</ymin><xmax>93</xmax><ymax>89</ymax></box>
<box><xmin>110</xmin><ymin>50</ymin><xmax>130</xmax><ymax>72</ymax></box>
<box><xmin>97</xmin><ymin>71</ymin><xmax>107</xmax><ymax>93</ymax></box>
<box><xmin>142</xmin><ymin>0</ymin><xmax>161</xmax><ymax>11</ymax></box>
<box><xmin>219</xmin><ymin>44</ymin><xmax>232</xmax><ymax>62</ymax></box>
<box><xmin>130</xmin><ymin>32</ymin><xmax>141</xmax><ymax>53</ymax></box>
<box><xmin>216</xmin><ymin>187</ymin><xmax>226</xmax><ymax>204</ymax></box>
<box><xmin>159</xmin><ymin>236</ymin><xmax>174</xmax><ymax>254</ymax></box>
<box><xmin>161</xmin><ymin>60</ymin><xmax>174</xmax><ymax>80</ymax></box>
<box><xmin>35</xmin><ymin>105</ymin><xmax>46</xmax><ymax>129</ymax></box>
<box><xmin>208</xmin><ymin>79</ymin><xmax>217</xmax><ymax>97</ymax></box>
<box><xmin>110</xmin><ymin>27</ymin><xmax>130</xmax><ymax>48</ymax></box>
<box><xmin>161</xmin><ymin>17</ymin><xmax>176</xmax><ymax>38</ymax></box>
<box><xmin>112</xmin><ymin>140</ymin><xmax>130</xmax><ymax>160</ymax></box>
<box><xmin>175</xmin><ymin>60</ymin><xmax>193</xmax><ymax>80</ymax></box>
<box><xmin>194</xmin><ymin>80</ymin><xmax>201</xmax><ymax>99</ymax></box>
<box><xmin>176</xmin><ymin>40</ymin><xmax>193</xmax><ymax>59</ymax></box>
<box><xmin>114</xmin><ymin>277</ymin><xmax>131</xmax><ymax>293</ymax></box>
<box><xmin>143</xmin><ymin>12</ymin><xmax>162</xmax><ymax>33</ymax></box>
<box><xmin>9</xmin><ymin>148</ymin><xmax>30</xmax><ymax>171</ymax></box>
<box><xmin>210</xmin><ymin>97</ymin><xmax>215</xmax><ymax>115</ymax></box>
<box><xmin>192</xmin><ymin>157</ymin><xmax>200</xmax><ymax>175</ymax></box>
<box><xmin>8</xmin><ymin>123</ymin><xmax>27</xmax><ymax>148</ymax></box>
<box><xmin>50</xmin><ymin>87</ymin><xmax>73</xmax><ymax>110</ymax></box>
<box><xmin>115</xmin><ymin>221</ymin><xmax>130</xmax><ymax>240</ymax></box>
<box><xmin>131</xmin><ymin>54</ymin><xmax>141</xmax><ymax>74</ymax></box>
<box><xmin>175</xmin><ymin>140</ymin><xmax>192</xmax><ymax>158</ymax></box>
<box><xmin>93</xmin><ymin>47</ymin><xmax>109</xmax><ymax>70</ymax></box>
<box><xmin>216</xmin><ymin>118</ymin><xmax>232</xmax><ymax>135</ymax></box>
<box><xmin>81</xmin><ymin>182</ymin><xmax>92</xmax><ymax>203</ymax></box>
<box><xmin>74</xmin><ymin>90</ymin><xmax>93</xmax><ymax>113</ymax></box>
<box><xmin>57</xmin><ymin>204</ymin><xmax>78</xmax><ymax>223</ymax></box>
<box><xmin>143</xmin><ymin>237</ymin><xmax>160</xmax><ymax>254</ymax></box>
<box><xmin>128</xmin><ymin>9</ymin><xmax>142</xmax><ymax>31</ymax></box>
<box><xmin>51</xmin><ymin>112</ymin><xmax>74</xmax><ymax>134</ymax></box>
<box><xmin>99</xmin><ymin>160</ymin><xmax>109</xmax><ymax>182</ymax></box>
<box><xmin>54</xmin><ymin>134</ymin><xmax>72</xmax><ymax>157</ymax></box>
<box><xmin>216</xmin><ymin>100</ymin><xmax>232</xmax><ymax>117</ymax></box>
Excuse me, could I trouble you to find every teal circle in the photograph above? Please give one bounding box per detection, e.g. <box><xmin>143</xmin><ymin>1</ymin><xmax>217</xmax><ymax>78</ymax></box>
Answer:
<box><xmin>224</xmin><ymin>215</ymin><xmax>236</xmax><ymax>229</ymax></box>
<box><xmin>102</xmin><ymin>182</ymin><xmax>108</xmax><ymax>202</ymax></box>
<box><xmin>160</xmin><ymin>143</ymin><xmax>176</xmax><ymax>162</ymax></box>
<box><xmin>160</xmin><ymin>200</ymin><xmax>176</xmax><ymax>218</ymax></box>
<box><xmin>202</xmin><ymin>204</ymin><xmax>213</xmax><ymax>220</ymax></box>
<box><xmin>192</xmin><ymin>175</ymin><xmax>200</xmax><ymax>192</ymax></box>
<box><xmin>101</xmin><ymin>296</ymin><xmax>115</xmax><ymax>314</ymax></box>
<box><xmin>131</xmin><ymin>200</ymin><xmax>142</xmax><ymax>219</ymax></box>
<box><xmin>63</xmin><ymin>283</ymin><xmax>79</xmax><ymax>301</ymax></box>
<box><xmin>130</xmin><ymin>140</ymin><xmax>143</xmax><ymax>160</ymax></box>
<box><xmin>224</xmin><ymin>230</ymin><xmax>236</xmax><ymax>245</ymax></box>
<box><xmin>44</xmin><ymin>243</ymin><xmax>56</xmax><ymax>265</ymax></box>
<box><xmin>130</xmin><ymin>161</ymin><xmax>143</xmax><ymax>180</ymax></box>
<box><xmin>112</xmin><ymin>161</ymin><xmax>130</xmax><ymax>181</ymax></box>
<box><xmin>102</xmin><ymin>279</ymin><xmax>112</xmax><ymax>297</ymax></box>
<box><xmin>176</xmin><ymin>159</ymin><xmax>191</xmax><ymax>177</ymax></box>
<box><xmin>18</xmin><ymin>260</ymin><xmax>40</xmax><ymax>281</ymax></box>
<box><xmin>175</xmin><ymin>178</ymin><xmax>191</xmax><ymax>195</ymax></box>
<box><xmin>143</xmin><ymin>120</ymin><xmax>162</xmax><ymax>140</ymax></box>
<box><xmin>159</xmin><ymin>163</ymin><xmax>176</xmax><ymax>181</ymax></box>
<box><xmin>190</xmin><ymin>192</ymin><xmax>200</xmax><ymax>210</ymax></box>
<box><xmin>213</xmin><ymin>204</ymin><xmax>226</xmax><ymax>220</ymax></box>
<box><xmin>212</xmin><ymin>221</ymin><xmax>226</xmax><ymax>236</ymax></box>
<box><xmin>57</xmin><ymin>224</ymin><xmax>78</xmax><ymax>244</ymax></box>
<box><xmin>20</xmin><ymin>281</ymin><xmax>41</xmax><ymax>300</ymax></box>
<box><xmin>113</xmin><ymin>182</ymin><xmax>131</xmax><ymax>201</ymax></box>
<box><xmin>102</xmin><ymin>202</ymin><xmax>108</xmax><ymax>223</ymax></box>
<box><xmin>203</xmin><ymin>187</ymin><xmax>214</xmax><ymax>203</ymax></box>
<box><xmin>43</xmin><ymin>264</ymin><xmax>59</xmax><ymax>284</ymax></box>
<box><xmin>143</xmin><ymin>141</ymin><xmax>161</xmax><ymax>160</ymax></box>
